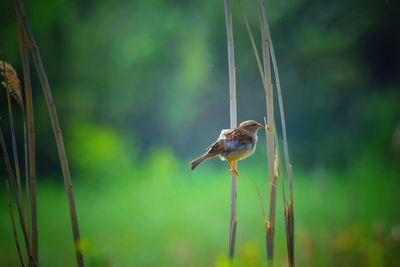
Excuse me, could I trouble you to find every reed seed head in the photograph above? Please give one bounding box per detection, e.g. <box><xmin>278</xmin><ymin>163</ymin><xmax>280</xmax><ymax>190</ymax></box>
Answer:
<box><xmin>0</xmin><ymin>60</ymin><xmax>23</xmax><ymax>107</ymax></box>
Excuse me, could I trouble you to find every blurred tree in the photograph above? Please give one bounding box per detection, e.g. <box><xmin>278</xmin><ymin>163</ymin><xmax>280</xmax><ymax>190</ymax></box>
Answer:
<box><xmin>0</xmin><ymin>0</ymin><xmax>399</xmax><ymax>177</ymax></box>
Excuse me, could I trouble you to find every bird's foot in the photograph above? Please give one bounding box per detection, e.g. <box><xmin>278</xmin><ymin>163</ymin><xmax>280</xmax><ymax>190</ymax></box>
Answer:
<box><xmin>229</xmin><ymin>168</ymin><xmax>240</xmax><ymax>176</ymax></box>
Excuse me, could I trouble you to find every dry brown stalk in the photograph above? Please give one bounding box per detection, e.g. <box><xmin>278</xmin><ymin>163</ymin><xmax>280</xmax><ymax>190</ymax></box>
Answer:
<box><xmin>258</xmin><ymin>0</ymin><xmax>278</xmax><ymax>258</ymax></box>
<box><xmin>0</xmin><ymin>125</ymin><xmax>35</xmax><ymax>266</ymax></box>
<box><xmin>16</xmin><ymin>20</ymin><xmax>34</xmax><ymax>257</ymax></box>
<box><xmin>1</xmin><ymin>59</ymin><xmax>25</xmax><ymax>224</ymax></box>
<box><xmin>237</xmin><ymin>0</ymin><xmax>295</xmax><ymax>265</ymax></box>
<box><xmin>5</xmin><ymin>180</ymin><xmax>25</xmax><ymax>267</ymax></box>
<box><xmin>13</xmin><ymin>0</ymin><xmax>84</xmax><ymax>265</ymax></box>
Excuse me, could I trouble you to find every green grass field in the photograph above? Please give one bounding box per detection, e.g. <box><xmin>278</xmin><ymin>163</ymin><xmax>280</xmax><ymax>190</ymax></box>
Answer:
<box><xmin>1</xmin><ymin>147</ymin><xmax>398</xmax><ymax>267</ymax></box>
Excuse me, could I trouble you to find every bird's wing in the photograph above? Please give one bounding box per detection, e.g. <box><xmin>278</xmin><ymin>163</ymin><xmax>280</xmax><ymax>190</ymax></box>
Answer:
<box><xmin>205</xmin><ymin>139</ymin><xmax>226</xmax><ymax>156</ymax></box>
<box><xmin>204</xmin><ymin>128</ymin><xmax>253</xmax><ymax>156</ymax></box>
<box><xmin>224</xmin><ymin>128</ymin><xmax>252</xmax><ymax>147</ymax></box>
<box><xmin>204</xmin><ymin>129</ymin><xmax>233</xmax><ymax>155</ymax></box>
<box><xmin>205</xmin><ymin>128</ymin><xmax>252</xmax><ymax>154</ymax></box>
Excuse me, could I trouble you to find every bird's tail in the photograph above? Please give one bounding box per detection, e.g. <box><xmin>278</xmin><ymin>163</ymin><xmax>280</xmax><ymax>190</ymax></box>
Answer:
<box><xmin>190</xmin><ymin>153</ymin><xmax>210</xmax><ymax>170</ymax></box>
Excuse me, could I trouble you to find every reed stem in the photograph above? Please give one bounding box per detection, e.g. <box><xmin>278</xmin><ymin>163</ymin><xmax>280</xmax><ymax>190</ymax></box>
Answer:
<box><xmin>237</xmin><ymin>1</ymin><xmax>295</xmax><ymax>265</ymax></box>
<box><xmin>262</xmin><ymin>10</ymin><xmax>295</xmax><ymax>267</ymax></box>
<box><xmin>224</xmin><ymin>0</ymin><xmax>238</xmax><ymax>259</ymax></box>
<box><xmin>5</xmin><ymin>180</ymin><xmax>26</xmax><ymax>267</ymax></box>
<box><xmin>16</xmin><ymin>20</ymin><xmax>37</xmax><ymax>265</ymax></box>
<box><xmin>0</xmin><ymin>125</ymin><xmax>35</xmax><ymax>266</ymax></box>
<box><xmin>256</xmin><ymin>0</ymin><xmax>277</xmax><ymax>262</ymax></box>
<box><xmin>4</xmin><ymin>63</ymin><xmax>25</xmax><ymax>224</ymax></box>
<box><xmin>13</xmin><ymin>0</ymin><xmax>84</xmax><ymax>265</ymax></box>
<box><xmin>15</xmin><ymin>24</ymin><xmax>32</xmax><ymax>239</ymax></box>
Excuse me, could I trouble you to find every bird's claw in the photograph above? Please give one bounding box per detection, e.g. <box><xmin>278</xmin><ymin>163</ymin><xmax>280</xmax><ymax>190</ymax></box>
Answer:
<box><xmin>229</xmin><ymin>168</ymin><xmax>240</xmax><ymax>176</ymax></box>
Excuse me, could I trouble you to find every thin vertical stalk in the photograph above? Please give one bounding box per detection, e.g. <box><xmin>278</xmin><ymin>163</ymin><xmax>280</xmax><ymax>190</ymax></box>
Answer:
<box><xmin>16</xmin><ymin>20</ymin><xmax>37</xmax><ymax>264</ymax></box>
<box><xmin>22</xmin><ymin>110</ymin><xmax>30</xmax><ymax>238</ymax></box>
<box><xmin>1</xmin><ymin>57</ymin><xmax>33</xmax><ymax>266</ymax></box>
<box><xmin>5</xmin><ymin>180</ymin><xmax>26</xmax><ymax>267</ymax></box>
<box><xmin>1</xmin><ymin>57</ymin><xmax>24</xmax><ymax>211</ymax></box>
<box><xmin>263</xmin><ymin>14</ymin><xmax>292</xmax><ymax>194</ymax></box>
<box><xmin>0</xmin><ymin>125</ymin><xmax>35</xmax><ymax>266</ymax></box>
<box><xmin>285</xmin><ymin>165</ymin><xmax>294</xmax><ymax>267</ymax></box>
<box><xmin>13</xmin><ymin>0</ymin><xmax>84</xmax><ymax>265</ymax></box>
<box><xmin>262</xmin><ymin>10</ymin><xmax>295</xmax><ymax>267</ymax></box>
<box><xmin>4</xmin><ymin>65</ymin><xmax>25</xmax><ymax>219</ymax></box>
<box><xmin>256</xmin><ymin>0</ymin><xmax>277</xmax><ymax>262</ymax></box>
<box><xmin>237</xmin><ymin>1</ymin><xmax>294</xmax><ymax>265</ymax></box>
<box><xmin>17</xmin><ymin>21</ymin><xmax>32</xmax><ymax>243</ymax></box>
<box><xmin>224</xmin><ymin>0</ymin><xmax>238</xmax><ymax>259</ymax></box>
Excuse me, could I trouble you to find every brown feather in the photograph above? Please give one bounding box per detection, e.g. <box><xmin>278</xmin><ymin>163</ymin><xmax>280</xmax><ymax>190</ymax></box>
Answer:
<box><xmin>206</xmin><ymin>140</ymin><xmax>225</xmax><ymax>155</ymax></box>
<box><xmin>190</xmin><ymin>153</ymin><xmax>211</xmax><ymax>170</ymax></box>
<box><xmin>224</xmin><ymin>128</ymin><xmax>252</xmax><ymax>144</ymax></box>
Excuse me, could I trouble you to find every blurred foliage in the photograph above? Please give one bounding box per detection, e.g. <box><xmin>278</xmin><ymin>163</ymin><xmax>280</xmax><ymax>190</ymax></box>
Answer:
<box><xmin>0</xmin><ymin>150</ymin><xmax>399</xmax><ymax>266</ymax></box>
<box><xmin>68</xmin><ymin>122</ymin><xmax>135</xmax><ymax>180</ymax></box>
<box><xmin>0</xmin><ymin>0</ymin><xmax>399</xmax><ymax>266</ymax></box>
<box><xmin>0</xmin><ymin>0</ymin><xmax>398</xmax><ymax>172</ymax></box>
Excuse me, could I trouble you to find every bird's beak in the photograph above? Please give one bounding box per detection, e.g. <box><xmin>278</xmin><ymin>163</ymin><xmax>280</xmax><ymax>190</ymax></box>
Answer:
<box><xmin>256</xmin><ymin>122</ymin><xmax>265</xmax><ymax>129</ymax></box>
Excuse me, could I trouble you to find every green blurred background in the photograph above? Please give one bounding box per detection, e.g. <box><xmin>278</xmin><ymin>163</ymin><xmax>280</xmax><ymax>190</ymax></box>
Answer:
<box><xmin>1</xmin><ymin>0</ymin><xmax>399</xmax><ymax>266</ymax></box>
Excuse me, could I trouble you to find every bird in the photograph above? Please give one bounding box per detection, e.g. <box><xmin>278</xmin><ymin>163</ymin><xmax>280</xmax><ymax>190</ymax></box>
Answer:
<box><xmin>190</xmin><ymin>120</ymin><xmax>265</xmax><ymax>176</ymax></box>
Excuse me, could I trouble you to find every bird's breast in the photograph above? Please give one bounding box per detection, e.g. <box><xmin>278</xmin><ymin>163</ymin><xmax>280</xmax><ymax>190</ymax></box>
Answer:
<box><xmin>220</xmin><ymin>140</ymin><xmax>256</xmax><ymax>162</ymax></box>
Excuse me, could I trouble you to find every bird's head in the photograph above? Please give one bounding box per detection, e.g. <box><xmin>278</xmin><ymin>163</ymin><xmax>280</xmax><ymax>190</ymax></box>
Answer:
<box><xmin>239</xmin><ymin>120</ymin><xmax>265</xmax><ymax>133</ymax></box>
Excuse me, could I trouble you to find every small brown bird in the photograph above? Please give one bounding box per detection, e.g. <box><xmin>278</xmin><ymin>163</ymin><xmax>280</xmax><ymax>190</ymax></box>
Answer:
<box><xmin>190</xmin><ymin>120</ymin><xmax>265</xmax><ymax>176</ymax></box>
